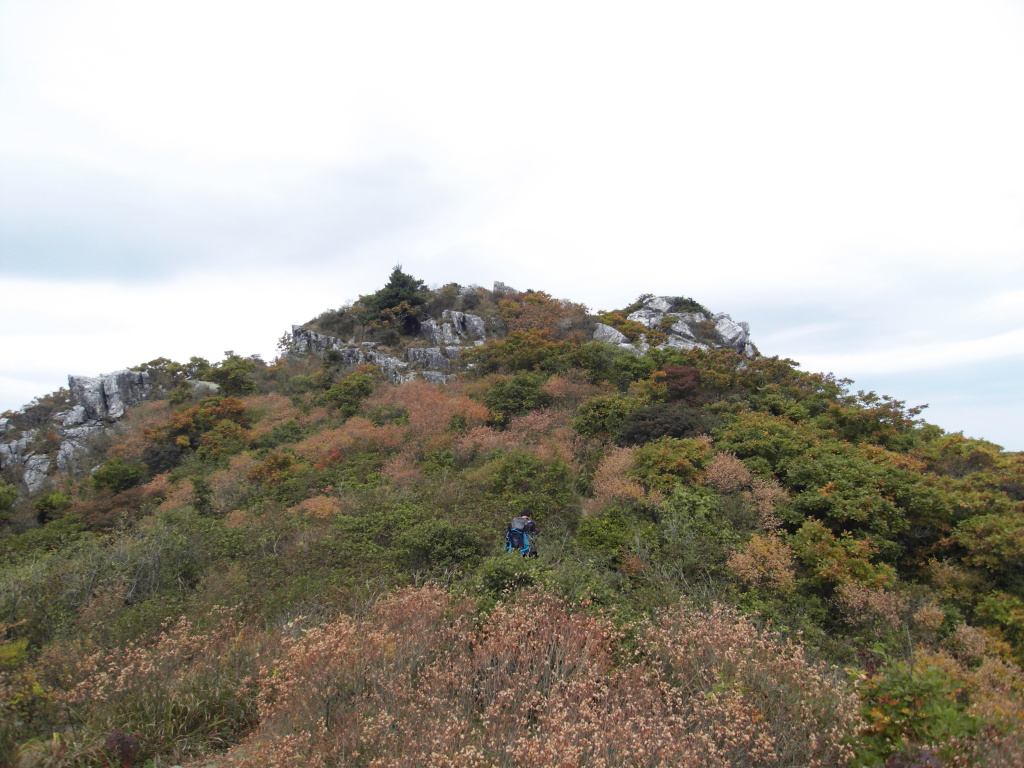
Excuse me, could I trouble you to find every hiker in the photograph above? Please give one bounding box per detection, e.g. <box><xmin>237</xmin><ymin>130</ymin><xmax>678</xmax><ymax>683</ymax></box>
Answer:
<box><xmin>506</xmin><ymin>510</ymin><xmax>538</xmax><ymax>557</ymax></box>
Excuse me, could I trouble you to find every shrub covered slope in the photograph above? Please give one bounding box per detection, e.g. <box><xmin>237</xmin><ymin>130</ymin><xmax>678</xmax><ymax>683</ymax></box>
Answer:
<box><xmin>1</xmin><ymin>274</ymin><xmax>1023</xmax><ymax>767</ymax></box>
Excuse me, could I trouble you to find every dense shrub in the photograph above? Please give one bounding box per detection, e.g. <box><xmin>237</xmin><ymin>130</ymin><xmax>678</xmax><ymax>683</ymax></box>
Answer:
<box><xmin>855</xmin><ymin>655</ymin><xmax>979</xmax><ymax>763</ymax></box>
<box><xmin>0</xmin><ymin>479</ymin><xmax>19</xmax><ymax>523</ymax></box>
<box><xmin>215</xmin><ymin>587</ymin><xmax>863</xmax><ymax>767</ymax></box>
<box><xmin>483</xmin><ymin>373</ymin><xmax>552</xmax><ymax>428</ymax></box>
<box><xmin>40</xmin><ymin>610</ymin><xmax>269</xmax><ymax>765</ymax></box>
<box><xmin>394</xmin><ymin>519</ymin><xmax>485</xmax><ymax>572</ymax></box>
<box><xmin>573</xmin><ymin>394</ymin><xmax>636</xmax><ymax>439</ymax></box>
<box><xmin>321</xmin><ymin>372</ymin><xmax>374</xmax><ymax>417</ymax></box>
<box><xmin>33</xmin><ymin>490</ymin><xmax>70</xmax><ymax>525</ymax></box>
<box><xmin>489</xmin><ymin>451</ymin><xmax>576</xmax><ymax>515</ymax></box>
<box><xmin>616</xmin><ymin>402</ymin><xmax>720</xmax><ymax>445</ymax></box>
<box><xmin>208</xmin><ymin>352</ymin><xmax>260</xmax><ymax>396</ymax></box>
<box><xmin>91</xmin><ymin>459</ymin><xmax>147</xmax><ymax>493</ymax></box>
<box><xmin>629</xmin><ymin>436</ymin><xmax>715</xmax><ymax>494</ymax></box>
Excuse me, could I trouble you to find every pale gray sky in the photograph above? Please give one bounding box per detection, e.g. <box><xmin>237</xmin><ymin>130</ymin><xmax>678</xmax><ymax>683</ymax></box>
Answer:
<box><xmin>2</xmin><ymin>0</ymin><xmax>1022</xmax><ymax>449</ymax></box>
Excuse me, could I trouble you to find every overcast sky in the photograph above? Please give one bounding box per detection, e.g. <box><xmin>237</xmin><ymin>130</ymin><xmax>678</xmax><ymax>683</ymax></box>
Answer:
<box><xmin>2</xmin><ymin>0</ymin><xmax>1022</xmax><ymax>449</ymax></box>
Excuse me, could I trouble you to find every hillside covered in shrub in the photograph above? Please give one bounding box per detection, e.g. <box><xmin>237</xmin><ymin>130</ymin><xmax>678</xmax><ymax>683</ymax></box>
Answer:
<box><xmin>1</xmin><ymin>271</ymin><xmax>1023</xmax><ymax>767</ymax></box>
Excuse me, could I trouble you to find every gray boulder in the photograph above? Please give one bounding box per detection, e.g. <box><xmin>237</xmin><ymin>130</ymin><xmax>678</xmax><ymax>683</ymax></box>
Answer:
<box><xmin>619</xmin><ymin>296</ymin><xmax>756</xmax><ymax>357</ymax></box>
<box><xmin>291</xmin><ymin>325</ymin><xmax>349</xmax><ymax>356</ymax></box>
<box><xmin>712</xmin><ymin>313</ymin><xmax>752</xmax><ymax>353</ymax></box>
<box><xmin>68</xmin><ymin>370</ymin><xmax>151</xmax><ymax>422</ymax></box>
<box><xmin>62</xmin><ymin>405</ymin><xmax>88</xmax><ymax>427</ymax></box>
<box><xmin>667</xmin><ymin>319</ymin><xmax>697</xmax><ymax>340</ymax></box>
<box><xmin>365</xmin><ymin>350</ymin><xmax>411</xmax><ymax>384</ymax></box>
<box><xmin>626</xmin><ymin>307</ymin><xmax>663</xmax><ymax>330</ymax></box>
<box><xmin>0</xmin><ymin>432</ymin><xmax>35</xmax><ymax>467</ymax></box>
<box><xmin>421</xmin><ymin>313</ymin><xmax>487</xmax><ymax>345</ymax></box>
<box><xmin>420</xmin><ymin>319</ymin><xmax>461</xmax><ymax>346</ymax></box>
<box><xmin>22</xmin><ymin>455</ymin><xmax>51</xmax><ymax>494</ymax></box>
<box><xmin>645</xmin><ymin>296</ymin><xmax>675</xmax><ymax>313</ymax></box>
<box><xmin>408</xmin><ymin>347</ymin><xmax>451</xmax><ymax>369</ymax></box>
<box><xmin>443</xmin><ymin>310</ymin><xmax>486</xmax><ymax>340</ymax></box>
<box><xmin>593</xmin><ymin>323</ymin><xmax>629</xmax><ymax>345</ymax></box>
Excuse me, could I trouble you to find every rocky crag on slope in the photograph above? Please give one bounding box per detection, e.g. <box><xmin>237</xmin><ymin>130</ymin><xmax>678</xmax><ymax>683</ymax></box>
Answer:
<box><xmin>292</xmin><ymin>288</ymin><xmax>756</xmax><ymax>382</ymax></box>
<box><xmin>0</xmin><ymin>371</ymin><xmax>153</xmax><ymax>493</ymax></box>
<box><xmin>592</xmin><ymin>295</ymin><xmax>756</xmax><ymax>357</ymax></box>
<box><xmin>290</xmin><ymin>307</ymin><xmax>490</xmax><ymax>385</ymax></box>
<box><xmin>0</xmin><ymin>286</ymin><xmax>757</xmax><ymax>495</ymax></box>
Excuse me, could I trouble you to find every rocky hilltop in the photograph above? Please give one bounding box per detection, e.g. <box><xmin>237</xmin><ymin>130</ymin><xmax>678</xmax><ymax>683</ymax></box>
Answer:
<box><xmin>593</xmin><ymin>295</ymin><xmax>756</xmax><ymax>356</ymax></box>
<box><xmin>291</xmin><ymin>287</ymin><xmax>757</xmax><ymax>380</ymax></box>
<box><xmin>0</xmin><ymin>284</ymin><xmax>757</xmax><ymax>495</ymax></box>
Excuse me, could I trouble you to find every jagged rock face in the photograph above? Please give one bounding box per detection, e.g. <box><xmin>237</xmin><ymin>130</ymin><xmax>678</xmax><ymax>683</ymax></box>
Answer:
<box><xmin>22</xmin><ymin>455</ymin><xmax>51</xmax><ymax>494</ymax></box>
<box><xmin>1</xmin><ymin>370</ymin><xmax>153</xmax><ymax>493</ymax></box>
<box><xmin>289</xmin><ymin>326</ymin><xmax>416</xmax><ymax>384</ymax></box>
<box><xmin>443</xmin><ymin>310</ymin><xmax>486</xmax><ymax>340</ymax></box>
<box><xmin>593</xmin><ymin>323</ymin><xmax>629</xmax><ymax>345</ymax></box>
<box><xmin>596</xmin><ymin>296</ymin><xmax>757</xmax><ymax>357</ymax></box>
<box><xmin>625</xmin><ymin>307</ymin><xmax>667</xmax><ymax>330</ymax></box>
<box><xmin>420</xmin><ymin>319</ymin><xmax>461</xmax><ymax>346</ymax></box>
<box><xmin>421</xmin><ymin>311</ymin><xmax>487</xmax><ymax>346</ymax></box>
<box><xmin>407</xmin><ymin>347</ymin><xmax>462</xmax><ymax>369</ymax></box>
<box><xmin>290</xmin><ymin>325</ymin><xmax>351</xmax><ymax>356</ymax></box>
<box><xmin>292</xmin><ymin>310</ymin><xmax>485</xmax><ymax>386</ymax></box>
<box><xmin>592</xmin><ymin>323</ymin><xmax>642</xmax><ymax>355</ymax></box>
<box><xmin>68</xmin><ymin>370</ymin><xmax>152</xmax><ymax>421</ymax></box>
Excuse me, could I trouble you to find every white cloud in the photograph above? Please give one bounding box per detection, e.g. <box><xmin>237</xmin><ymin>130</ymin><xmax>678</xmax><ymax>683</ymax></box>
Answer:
<box><xmin>795</xmin><ymin>327</ymin><xmax>1024</xmax><ymax>377</ymax></box>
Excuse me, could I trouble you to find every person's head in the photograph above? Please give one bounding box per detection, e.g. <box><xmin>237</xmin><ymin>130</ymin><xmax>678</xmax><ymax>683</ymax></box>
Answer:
<box><xmin>521</xmin><ymin>509</ymin><xmax>532</xmax><ymax>518</ymax></box>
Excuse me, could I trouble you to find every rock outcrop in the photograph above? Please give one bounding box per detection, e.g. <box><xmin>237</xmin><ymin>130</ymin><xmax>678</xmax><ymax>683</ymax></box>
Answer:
<box><xmin>289</xmin><ymin>326</ymin><xmax>417</xmax><ymax>384</ymax></box>
<box><xmin>1</xmin><ymin>370</ymin><xmax>152</xmax><ymax>492</ymax></box>
<box><xmin>592</xmin><ymin>296</ymin><xmax>757</xmax><ymax>357</ymax></box>
<box><xmin>291</xmin><ymin>309</ymin><xmax>488</xmax><ymax>385</ymax></box>
<box><xmin>421</xmin><ymin>310</ymin><xmax>487</xmax><ymax>346</ymax></box>
<box><xmin>67</xmin><ymin>370</ymin><xmax>151</xmax><ymax>422</ymax></box>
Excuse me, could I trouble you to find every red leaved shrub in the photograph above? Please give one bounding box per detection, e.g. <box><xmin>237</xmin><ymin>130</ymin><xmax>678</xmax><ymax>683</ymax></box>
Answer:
<box><xmin>219</xmin><ymin>587</ymin><xmax>863</xmax><ymax>767</ymax></box>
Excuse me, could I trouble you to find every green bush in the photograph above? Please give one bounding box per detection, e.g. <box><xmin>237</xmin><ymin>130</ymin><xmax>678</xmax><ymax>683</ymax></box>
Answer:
<box><xmin>33</xmin><ymin>490</ymin><xmax>70</xmax><ymax>524</ymax></box>
<box><xmin>484</xmin><ymin>373</ymin><xmax>552</xmax><ymax>428</ymax></box>
<box><xmin>476</xmin><ymin>554</ymin><xmax>543</xmax><ymax>598</ymax></box>
<box><xmin>394</xmin><ymin>520</ymin><xmax>486</xmax><ymax>572</ymax></box>
<box><xmin>629</xmin><ymin>436</ymin><xmax>715</xmax><ymax>494</ymax></box>
<box><xmin>490</xmin><ymin>452</ymin><xmax>575</xmax><ymax>514</ymax></box>
<box><xmin>855</xmin><ymin>655</ymin><xmax>978</xmax><ymax>763</ymax></box>
<box><xmin>208</xmin><ymin>352</ymin><xmax>258</xmax><ymax>396</ymax></box>
<box><xmin>250</xmin><ymin>419</ymin><xmax>306</xmax><ymax>450</ymax></box>
<box><xmin>573</xmin><ymin>395</ymin><xmax>636</xmax><ymax>439</ymax></box>
<box><xmin>576</xmin><ymin>507</ymin><xmax>657</xmax><ymax>563</ymax></box>
<box><xmin>655</xmin><ymin>486</ymin><xmax>740</xmax><ymax>581</ymax></box>
<box><xmin>92</xmin><ymin>460</ymin><xmax>147</xmax><ymax>493</ymax></box>
<box><xmin>616</xmin><ymin>402</ymin><xmax>719</xmax><ymax>446</ymax></box>
<box><xmin>322</xmin><ymin>373</ymin><xmax>374</xmax><ymax>417</ymax></box>
<box><xmin>0</xmin><ymin>478</ymin><xmax>18</xmax><ymax>523</ymax></box>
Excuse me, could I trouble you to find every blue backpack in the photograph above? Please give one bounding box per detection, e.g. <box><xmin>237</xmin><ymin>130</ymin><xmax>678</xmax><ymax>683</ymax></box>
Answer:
<box><xmin>505</xmin><ymin>519</ymin><xmax>538</xmax><ymax>557</ymax></box>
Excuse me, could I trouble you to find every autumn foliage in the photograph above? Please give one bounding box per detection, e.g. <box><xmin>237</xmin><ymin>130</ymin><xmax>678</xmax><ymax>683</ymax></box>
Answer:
<box><xmin>3</xmin><ymin>280</ymin><xmax>1024</xmax><ymax>767</ymax></box>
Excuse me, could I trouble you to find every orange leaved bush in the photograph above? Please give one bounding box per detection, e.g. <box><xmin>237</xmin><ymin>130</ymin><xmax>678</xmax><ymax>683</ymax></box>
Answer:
<box><xmin>218</xmin><ymin>586</ymin><xmax>862</xmax><ymax>767</ymax></box>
